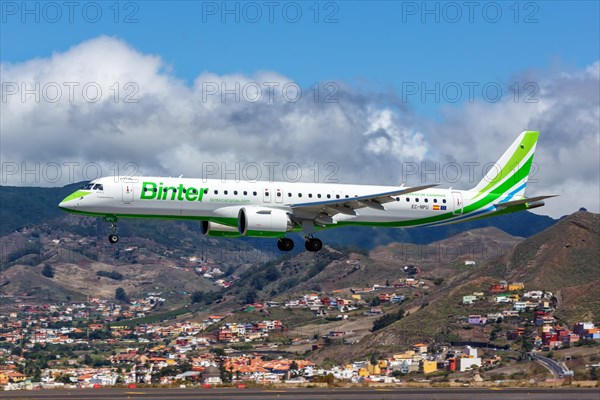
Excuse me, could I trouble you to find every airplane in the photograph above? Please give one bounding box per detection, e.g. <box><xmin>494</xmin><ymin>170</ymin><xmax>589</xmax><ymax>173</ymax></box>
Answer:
<box><xmin>58</xmin><ymin>131</ymin><xmax>555</xmax><ymax>252</ymax></box>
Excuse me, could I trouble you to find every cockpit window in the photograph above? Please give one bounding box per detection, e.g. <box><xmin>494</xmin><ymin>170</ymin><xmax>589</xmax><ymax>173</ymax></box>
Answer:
<box><xmin>83</xmin><ymin>183</ymin><xmax>94</xmax><ymax>190</ymax></box>
<box><xmin>93</xmin><ymin>184</ymin><xmax>104</xmax><ymax>191</ymax></box>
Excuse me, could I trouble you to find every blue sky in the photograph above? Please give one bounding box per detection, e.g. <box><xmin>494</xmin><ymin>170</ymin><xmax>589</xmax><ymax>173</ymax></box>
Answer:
<box><xmin>2</xmin><ymin>1</ymin><xmax>598</xmax><ymax>95</ymax></box>
<box><xmin>1</xmin><ymin>1</ymin><xmax>599</xmax><ymax>217</ymax></box>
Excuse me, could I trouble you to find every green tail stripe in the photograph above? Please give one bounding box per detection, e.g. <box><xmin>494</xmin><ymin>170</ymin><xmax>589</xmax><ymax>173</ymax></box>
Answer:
<box><xmin>340</xmin><ymin>154</ymin><xmax>534</xmax><ymax>228</ymax></box>
<box><xmin>474</xmin><ymin>131</ymin><xmax>538</xmax><ymax>199</ymax></box>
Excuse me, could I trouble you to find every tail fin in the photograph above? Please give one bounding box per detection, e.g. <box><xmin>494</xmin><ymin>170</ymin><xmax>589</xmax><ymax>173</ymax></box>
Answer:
<box><xmin>471</xmin><ymin>131</ymin><xmax>539</xmax><ymax>201</ymax></box>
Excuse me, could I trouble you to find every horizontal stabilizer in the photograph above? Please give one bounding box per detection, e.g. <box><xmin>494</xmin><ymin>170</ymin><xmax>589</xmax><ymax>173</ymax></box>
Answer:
<box><xmin>494</xmin><ymin>195</ymin><xmax>558</xmax><ymax>209</ymax></box>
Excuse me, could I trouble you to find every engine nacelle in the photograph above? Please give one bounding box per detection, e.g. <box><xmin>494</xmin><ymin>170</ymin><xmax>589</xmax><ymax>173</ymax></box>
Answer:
<box><xmin>200</xmin><ymin>221</ymin><xmax>242</xmax><ymax>238</ymax></box>
<box><xmin>238</xmin><ymin>207</ymin><xmax>294</xmax><ymax>237</ymax></box>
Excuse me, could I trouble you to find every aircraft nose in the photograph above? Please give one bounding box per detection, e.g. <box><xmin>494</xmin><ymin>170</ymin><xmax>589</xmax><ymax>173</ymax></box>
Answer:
<box><xmin>58</xmin><ymin>200</ymin><xmax>72</xmax><ymax>210</ymax></box>
<box><xmin>58</xmin><ymin>198</ymin><xmax>77</xmax><ymax>210</ymax></box>
<box><xmin>58</xmin><ymin>190</ymin><xmax>90</xmax><ymax>210</ymax></box>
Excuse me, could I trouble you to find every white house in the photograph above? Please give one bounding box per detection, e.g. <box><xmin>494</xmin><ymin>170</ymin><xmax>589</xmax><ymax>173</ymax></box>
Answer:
<box><xmin>459</xmin><ymin>357</ymin><xmax>482</xmax><ymax>371</ymax></box>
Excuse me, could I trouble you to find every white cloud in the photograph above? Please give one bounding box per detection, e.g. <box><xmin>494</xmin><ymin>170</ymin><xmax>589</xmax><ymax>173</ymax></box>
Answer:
<box><xmin>417</xmin><ymin>62</ymin><xmax>600</xmax><ymax>217</ymax></box>
<box><xmin>1</xmin><ymin>36</ymin><xmax>598</xmax><ymax>218</ymax></box>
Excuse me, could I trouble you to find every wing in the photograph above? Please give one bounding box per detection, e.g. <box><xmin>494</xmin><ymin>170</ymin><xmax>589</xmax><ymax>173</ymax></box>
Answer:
<box><xmin>291</xmin><ymin>184</ymin><xmax>438</xmax><ymax>223</ymax></box>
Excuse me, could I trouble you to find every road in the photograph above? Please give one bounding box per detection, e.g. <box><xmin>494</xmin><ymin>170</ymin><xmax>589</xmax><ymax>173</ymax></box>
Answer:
<box><xmin>530</xmin><ymin>352</ymin><xmax>570</xmax><ymax>378</ymax></box>
<box><xmin>1</xmin><ymin>387</ymin><xmax>599</xmax><ymax>400</ymax></box>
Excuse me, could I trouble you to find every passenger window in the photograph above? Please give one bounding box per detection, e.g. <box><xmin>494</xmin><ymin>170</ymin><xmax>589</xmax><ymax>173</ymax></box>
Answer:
<box><xmin>433</xmin><ymin>199</ymin><xmax>437</xmax><ymax>203</ymax></box>
<box><xmin>288</xmin><ymin>193</ymin><xmax>292</xmax><ymax>197</ymax></box>
<box><xmin>204</xmin><ymin>189</ymin><xmax>208</xmax><ymax>194</ymax></box>
<box><xmin>317</xmin><ymin>194</ymin><xmax>321</xmax><ymax>198</ymax></box>
<box><xmin>424</xmin><ymin>198</ymin><xmax>428</xmax><ymax>203</ymax></box>
<box><xmin>214</xmin><ymin>190</ymin><xmax>218</xmax><ymax>195</ymax></box>
<box><xmin>406</xmin><ymin>197</ymin><xmax>409</xmax><ymax>202</ymax></box>
<box><xmin>224</xmin><ymin>190</ymin><xmax>228</xmax><ymax>195</ymax></box>
<box><xmin>234</xmin><ymin>191</ymin><xmax>238</xmax><ymax>195</ymax></box>
<box><xmin>277</xmin><ymin>192</ymin><xmax>282</xmax><ymax>197</ymax></box>
<box><xmin>253</xmin><ymin>191</ymin><xmax>257</xmax><ymax>196</ymax></box>
<box><xmin>327</xmin><ymin>194</ymin><xmax>331</xmax><ymax>199</ymax></box>
<box><xmin>345</xmin><ymin>195</ymin><xmax>349</xmax><ymax>198</ymax></box>
<box><xmin>244</xmin><ymin>191</ymin><xmax>248</xmax><ymax>195</ymax></box>
<box><xmin>336</xmin><ymin>195</ymin><xmax>340</xmax><ymax>199</ymax></box>
<box><xmin>298</xmin><ymin>193</ymin><xmax>302</xmax><ymax>198</ymax></box>
<box><xmin>308</xmin><ymin>194</ymin><xmax>312</xmax><ymax>198</ymax></box>
<box><xmin>443</xmin><ymin>199</ymin><xmax>446</xmax><ymax>203</ymax></box>
<box><xmin>415</xmin><ymin>198</ymin><xmax>419</xmax><ymax>202</ymax></box>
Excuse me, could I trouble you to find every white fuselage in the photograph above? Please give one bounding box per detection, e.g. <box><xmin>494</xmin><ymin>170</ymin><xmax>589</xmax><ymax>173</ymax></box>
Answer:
<box><xmin>60</xmin><ymin>176</ymin><xmax>473</xmax><ymax>228</ymax></box>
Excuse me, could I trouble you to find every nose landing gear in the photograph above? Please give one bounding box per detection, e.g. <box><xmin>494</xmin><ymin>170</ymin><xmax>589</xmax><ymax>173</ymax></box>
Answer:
<box><xmin>104</xmin><ymin>216</ymin><xmax>119</xmax><ymax>244</ymax></box>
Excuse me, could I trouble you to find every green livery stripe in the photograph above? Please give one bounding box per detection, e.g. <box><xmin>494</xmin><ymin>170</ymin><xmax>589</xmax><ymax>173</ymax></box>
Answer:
<box><xmin>61</xmin><ymin>190</ymin><xmax>91</xmax><ymax>203</ymax></box>
<box><xmin>474</xmin><ymin>131</ymin><xmax>538</xmax><ymax>199</ymax></box>
<box><xmin>58</xmin><ymin>207</ymin><xmax>235</xmax><ymax>224</ymax></box>
<box><xmin>338</xmin><ymin>154</ymin><xmax>534</xmax><ymax>228</ymax></box>
<box><xmin>454</xmin><ymin>203</ymin><xmax>528</xmax><ymax>224</ymax></box>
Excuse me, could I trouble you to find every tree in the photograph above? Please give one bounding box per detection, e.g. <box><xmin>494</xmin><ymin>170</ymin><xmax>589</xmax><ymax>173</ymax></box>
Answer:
<box><xmin>371</xmin><ymin>308</ymin><xmax>404</xmax><ymax>332</ymax></box>
<box><xmin>264</xmin><ymin>265</ymin><xmax>280</xmax><ymax>282</ymax></box>
<box><xmin>41</xmin><ymin>264</ymin><xmax>54</xmax><ymax>278</ymax></box>
<box><xmin>245</xmin><ymin>290</ymin><xmax>257</xmax><ymax>304</ymax></box>
<box><xmin>84</xmin><ymin>354</ymin><xmax>93</xmax><ymax>366</ymax></box>
<box><xmin>55</xmin><ymin>373</ymin><xmax>73</xmax><ymax>384</ymax></box>
<box><xmin>96</xmin><ymin>270</ymin><xmax>123</xmax><ymax>280</ymax></box>
<box><xmin>115</xmin><ymin>287</ymin><xmax>130</xmax><ymax>303</ymax></box>
<box><xmin>191</xmin><ymin>291</ymin><xmax>205</xmax><ymax>304</ymax></box>
<box><xmin>370</xmin><ymin>353</ymin><xmax>379</xmax><ymax>365</ymax></box>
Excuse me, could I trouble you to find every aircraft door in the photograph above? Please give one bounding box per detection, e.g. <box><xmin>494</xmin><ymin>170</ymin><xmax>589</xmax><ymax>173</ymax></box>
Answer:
<box><xmin>452</xmin><ymin>191</ymin><xmax>463</xmax><ymax>215</ymax></box>
<box><xmin>122</xmin><ymin>180</ymin><xmax>134</xmax><ymax>205</ymax></box>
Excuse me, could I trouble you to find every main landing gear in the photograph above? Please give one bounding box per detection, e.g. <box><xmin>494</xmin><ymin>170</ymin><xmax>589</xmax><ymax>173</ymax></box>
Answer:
<box><xmin>277</xmin><ymin>237</ymin><xmax>294</xmax><ymax>252</ymax></box>
<box><xmin>277</xmin><ymin>236</ymin><xmax>323</xmax><ymax>252</ymax></box>
<box><xmin>104</xmin><ymin>216</ymin><xmax>119</xmax><ymax>244</ymax></box>
<box><xmin>304</xmin><ymin>236</ymin><xmax>323</xmax><ymax>252</ymax></box>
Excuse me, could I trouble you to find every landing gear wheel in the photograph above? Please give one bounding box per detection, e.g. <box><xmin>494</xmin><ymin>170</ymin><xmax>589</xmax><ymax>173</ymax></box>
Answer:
<box><xmin>305</xmin><ymin>238</ymin><xmax>322</xmax><ymax>252</ymax></box>
<box><xmin>104</xmin><ymin>217</ymin><xmax>119</xmax><ymax>244</ymax></box>
<box><xmin>277</xmin><ymin>238</ymin><xmax>294</xmax><ymax>252</ymax></box>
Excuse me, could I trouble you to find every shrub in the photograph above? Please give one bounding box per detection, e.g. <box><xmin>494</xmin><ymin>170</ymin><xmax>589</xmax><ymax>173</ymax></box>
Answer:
<box><xmin>41</xmin><ymin>264</ymin><xmax>54</xmax><ymax>278</ymax></box>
